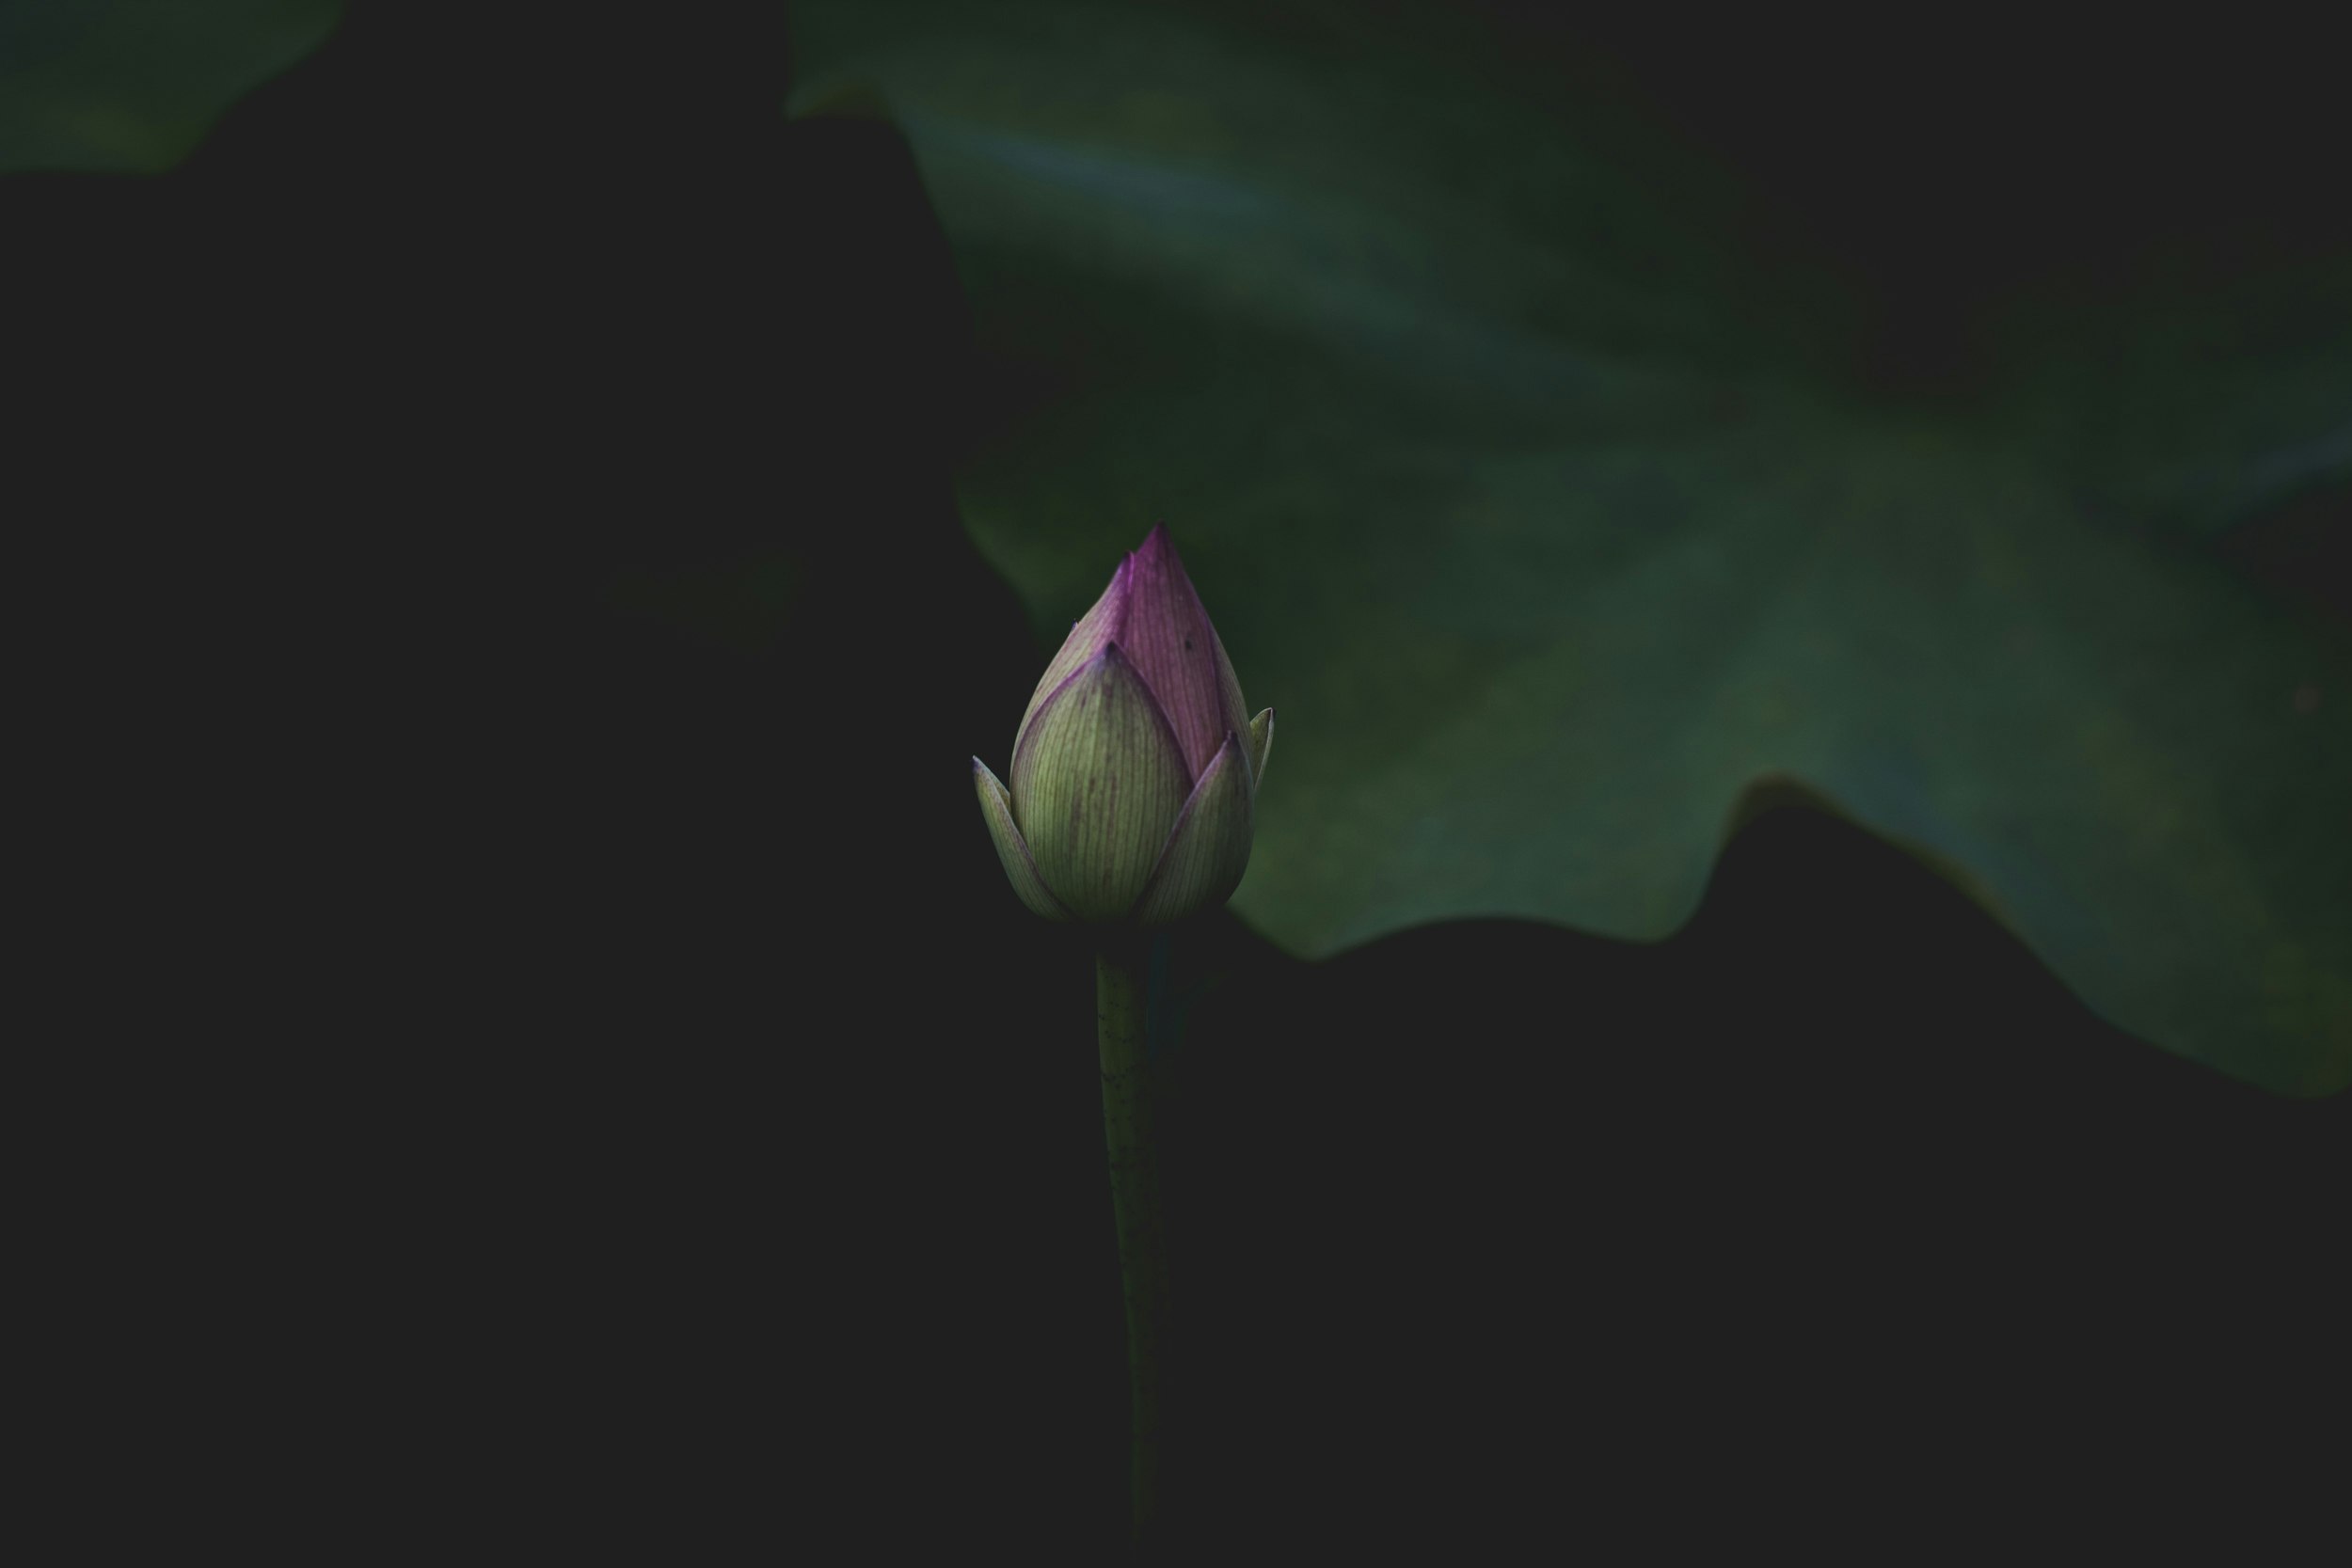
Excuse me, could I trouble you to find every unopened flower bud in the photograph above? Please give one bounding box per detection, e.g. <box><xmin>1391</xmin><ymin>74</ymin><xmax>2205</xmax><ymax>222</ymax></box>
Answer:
<box><xmin>974</xmin><ymin>524</ymin><xmax>1273</xmax><ymax>927</ymax></box>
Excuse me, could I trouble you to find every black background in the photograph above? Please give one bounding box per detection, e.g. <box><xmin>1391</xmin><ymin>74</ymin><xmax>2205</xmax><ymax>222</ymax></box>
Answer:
<box><xmin>14</xmin><ymin>3</ymin><xmax>2341</xmax><ymax>1558</ymax></box>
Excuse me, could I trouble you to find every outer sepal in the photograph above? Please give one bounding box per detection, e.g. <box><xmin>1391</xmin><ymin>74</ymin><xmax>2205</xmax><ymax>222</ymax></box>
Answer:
<box><xmin>974</xmin><ymin>758</ymin><xmax>1072</xmax><ymax>922</ymax></box>
<box><xmin>1133</xmin><ymin>731</ymin><xmax>1256</xmax><ymax>928</ymax></box>
<box><xmin>1247</xmin><ymin>706</ymin><xmax>1275</xmax><ymax>788</ymax></box>
<box><xmin>1011</xmin><ymin>643</ymin><xmax>1193</xmax><ymax>923</ymax></box>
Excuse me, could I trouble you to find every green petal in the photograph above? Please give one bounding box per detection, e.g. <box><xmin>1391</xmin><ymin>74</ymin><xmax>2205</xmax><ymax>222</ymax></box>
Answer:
<box><xmin>1135</xmin><ymin>732</ymin><xmax>1256</xmax><ymax>928</ymax></box>
<box><xmin>974</xmin><ymin>758</ymin><xmax>1073</xmax><ymax>921</ymax></box>
<box><xmin>1015</xmin><ymin>554</ymin><xmax>1133</xmax><ymax>761</ymax></box>
<box><xmin>1010</xmin><ymin>645</ymin><xmax>1193</xmax><ymax>922</ymax></box>
<box><xmin>1248</xmin><ymin>707</ymin><xmax>1275</xmax><ymax>789</ymax></box>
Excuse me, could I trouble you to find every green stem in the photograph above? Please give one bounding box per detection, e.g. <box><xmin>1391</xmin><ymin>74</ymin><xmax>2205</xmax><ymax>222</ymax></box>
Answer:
<box><xmin>1095</xmin><ymin>936</ymin><xmax>1168</xmax><ymax>1558</ymax></box>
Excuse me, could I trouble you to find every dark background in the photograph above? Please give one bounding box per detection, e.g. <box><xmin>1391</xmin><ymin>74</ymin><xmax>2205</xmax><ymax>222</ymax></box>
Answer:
<box><xmin>15</xmin><ymin>2</ymin><xmax>2340</xmax><ymax>1557</ymax></box>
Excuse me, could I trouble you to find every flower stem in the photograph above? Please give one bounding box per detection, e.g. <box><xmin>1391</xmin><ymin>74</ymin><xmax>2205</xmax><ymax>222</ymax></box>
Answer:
<box><xmin>1095</xmin><ymin>935</ymin><xmax>1168</xmax><ymax>1558</ymax></box>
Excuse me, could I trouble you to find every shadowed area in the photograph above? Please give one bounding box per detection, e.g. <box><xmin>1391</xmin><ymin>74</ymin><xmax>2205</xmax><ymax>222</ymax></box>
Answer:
<box><xmin>10</xmin><ymin>4</ymin><xmax>2342</xmax><ymax>1559</ymax></box>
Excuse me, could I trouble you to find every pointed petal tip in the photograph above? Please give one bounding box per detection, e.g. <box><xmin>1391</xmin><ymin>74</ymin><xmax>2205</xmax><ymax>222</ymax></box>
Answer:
<box><xmin>1248</xmin><ymin>707</ymin><xmax>1274</xmax><ymax>786</ymax></box>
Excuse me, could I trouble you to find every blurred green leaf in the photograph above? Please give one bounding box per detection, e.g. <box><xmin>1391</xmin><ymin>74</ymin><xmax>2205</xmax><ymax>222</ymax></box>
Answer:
<box><xmin>0</xmin><ymin>0</ymin><xmax>338</xmax><ymax>173</ymax></box>
<box><xmin>13</xmin><ymin>0</ymin><xmax>2342</xmax><ymax>1094</ymax></box>
<box><xmin>793</xmin><ymin>0</ymin><xmax>2351</xmax><ymax>1096</ymax></box>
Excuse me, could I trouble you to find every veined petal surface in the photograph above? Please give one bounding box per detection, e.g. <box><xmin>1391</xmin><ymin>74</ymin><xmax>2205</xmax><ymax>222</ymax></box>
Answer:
<box><xmin>1011</xmin><ymin>643</ymin><xmax>1193</xmax><ymax>921</ymax></box>
<box><xmin>1013</xmin><ymin>526</ymin><xmax>1248</xmax><ymax>778</ymax></box>
<box><xmin>1017</xmin><ymin>553</ymin><xmax>1132</xmax><ymax>757</ymax></box>
<box><xmin>973</xmin><ymin>758</ymin><xmax>1073</xmax><ymax>921</ymax></box>
<box><xmin>1134</xmin><ymin>731</ymin><xmax>1256</xmax><ymax>927</ymax></box>
<box><xmin>1117</xmin><ymin>524</ymin><xmax>1250</xmax><ymax>777</ymax></box>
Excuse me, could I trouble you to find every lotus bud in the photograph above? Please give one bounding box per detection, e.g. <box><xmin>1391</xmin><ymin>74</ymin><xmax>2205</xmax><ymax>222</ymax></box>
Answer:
<box><xmin>974</xmin><ymin>524</ymin><xmax>1274</xmax><ymax>927</ymax></box>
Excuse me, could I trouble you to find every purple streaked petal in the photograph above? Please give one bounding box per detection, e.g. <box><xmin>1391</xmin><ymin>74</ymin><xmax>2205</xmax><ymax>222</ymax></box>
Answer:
<box><xmin>1013</xmin><ymin>527</ymin><xmax>1248</xmax><ymax>779</ymax></box>
<box><xmin>1116</xmin><ymin>524</ymin><xmax>1249</xmax><ymax>778</ymax></box>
